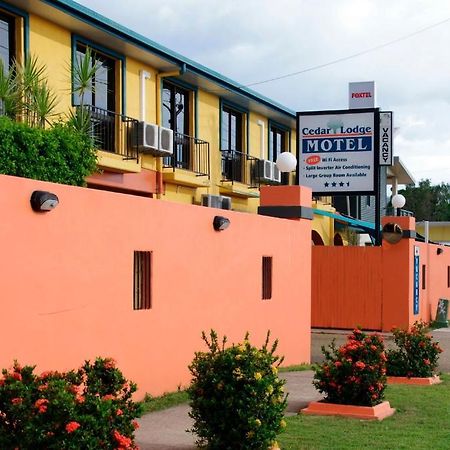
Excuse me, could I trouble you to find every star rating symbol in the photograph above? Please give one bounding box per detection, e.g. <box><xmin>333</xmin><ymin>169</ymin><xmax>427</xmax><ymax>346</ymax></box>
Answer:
<box><xmin>332</xmin><ymin>182</ymin><xmax>337</xmax><ymax>187</ymax></box>
<box><xmin>324</xmin><ymin>182</ymin><xmax>329</xmax><ymax>187</ymax></box>
<box><xmin>339</xmin><ymin>182</ymin><xmax>344</xmax><ymax>187</ymax></box>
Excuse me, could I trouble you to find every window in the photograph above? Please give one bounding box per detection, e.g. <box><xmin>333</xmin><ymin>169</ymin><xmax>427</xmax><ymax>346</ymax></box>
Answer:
<box><xmin>162</xmin><ymin>81</ymin><xmax>190</xmax><ymax>169</ymax></box>
<box><xmin>74</xmin><ymin>43</ymin><xmax>116</xmax><ymax>112</ymax></box>
<box><xmin>422</xmin><ymin>264</ymin><xmax>426</xmax><ymax>290</ymax></box>
<box><xmin>221</xmin><ymin>105</ymin><xmax>243</xmax><ymax>152</ymax></box>
<box><xmin>133</xmin><ymin>251</ymin><xmax>152</xmax><ymax>310</ymax></box>
<box><xmin>269</xmin><ymin>123</ymin><xmax>289</xmax><ymax>184</ymax></box>
<box><xmin>0</xmin><ymin>11</ymin><xmax>15</xmax><ymax>70</ymax></box>
<box><xmin>262</xmin><ymin>256</ymin><xmax>273</xmax><ymax>300</ymax></box>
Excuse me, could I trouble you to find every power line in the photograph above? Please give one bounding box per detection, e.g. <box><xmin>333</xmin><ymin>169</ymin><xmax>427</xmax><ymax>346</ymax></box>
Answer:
<box><xmin>244</xmin><ymin>16</ymin><xmax>450</xmax><ymax>88</ymax></box>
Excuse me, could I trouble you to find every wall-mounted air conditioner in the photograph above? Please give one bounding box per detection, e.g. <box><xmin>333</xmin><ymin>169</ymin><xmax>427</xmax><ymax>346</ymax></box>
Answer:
<box><xmin>136</xmin><ymin>121</ymin><xmax>159</xmax><ymax>154</ymax></box>
<box><xmin>271</xmin><ymin>162</ymin><xmax>281</xmax><ymax>184</ymax></box>
<box><xmin>254</xmin><ymin>159</ymin><xmax>273</xmax><ymax>184</ymax></box>
<box><xmin>158</xmin><ymin>126</ymin><xmax>174</xmax><ymax>156</ymax></box>
<box><xmin>221</xmin><ymin>195</ymin><xmax>232</xmax><ymax>210</ymax></box>
<box><xmin>202</xmin><ymin>194</ymin><xmax>232</xmax><ymax>210</ymax></box>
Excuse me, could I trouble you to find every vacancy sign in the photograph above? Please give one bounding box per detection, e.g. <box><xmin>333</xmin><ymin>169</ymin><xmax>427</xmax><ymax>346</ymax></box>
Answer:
<box><xmin>379</xmin><ymin>111</ymin><xmax>393</xmax><ymax>166</ymax></box>
<box><xmin>297</xmin><ymin>110</ymin><xmax>376</xmax><ymax>195</ymax></box>
<box><xmin>349</xmin><ymin>81</ymin><xmax>375</xmax><ymax>109</ymax></box>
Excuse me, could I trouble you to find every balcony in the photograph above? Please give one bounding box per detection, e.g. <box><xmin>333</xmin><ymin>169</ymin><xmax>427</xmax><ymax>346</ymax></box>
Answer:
<box><xmin>163</xmin><ymin>132</ymin><xmax>210</xmax><ymax>178</ymax></box>
<box><xmin>77</xmin><ymin>105</ymin><xmax>139</xmax><ymax>163</ymax></box>
<box><xmin>221</xmin><ymin>150</ymin><xmax>260</xmax><ymax>189</ymax></box>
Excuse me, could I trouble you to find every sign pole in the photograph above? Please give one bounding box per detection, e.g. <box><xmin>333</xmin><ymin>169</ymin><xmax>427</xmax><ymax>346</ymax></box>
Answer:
<box><xmin>374</xmin><ymin>109</ymin><xmax>381</xmax><ymax>245</ymax></box>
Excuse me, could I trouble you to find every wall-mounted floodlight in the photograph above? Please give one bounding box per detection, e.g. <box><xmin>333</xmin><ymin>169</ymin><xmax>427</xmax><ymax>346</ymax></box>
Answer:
<box><xmin>437</xmin><ymin>248</ymin><xmax>444</xmax><ymax>255</ymax></box>
<box><xmin>382</xmin><ymin>222</ymin><xmax>403</xmax><ymax>244</ymax></box>
<box><xmin>30</xmin><ymin>191</ymin><xmax>59</xmax><ymax>212</ymax></box>
<box><xmin>213</xmin><ymin>216</ymin><xmax>230</xmax><ymax>231</ymax></box>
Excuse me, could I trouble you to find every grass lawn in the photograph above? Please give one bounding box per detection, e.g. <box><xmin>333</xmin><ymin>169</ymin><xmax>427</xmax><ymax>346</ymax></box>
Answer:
<box><xmin>278</xmin><ymin>373</ymin><xmax>450</xmax><ymax>450</ymax></box>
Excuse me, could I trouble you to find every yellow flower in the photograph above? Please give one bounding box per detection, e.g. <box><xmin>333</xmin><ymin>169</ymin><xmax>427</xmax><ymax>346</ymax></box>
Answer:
<box><xmin>246</xmin><ymin>431</ymin><xmax>255</xmax><ymax>439</ymax></box>
<box><xmin>255</xmin><ymin>419</ymin><xmax>262</xmax><ymax>427</ymax></box>
<box><xmin>271</xmin><ymin>366</ymin><xmax>278</xmax><ymax>375</ymax></box>
<box><xmin>216</xmin><ymin>381</ymin><xmax>224</xmax><ymax>390</ymax></box>
<box><xmin>254</xmin><ymin>372</ymin><xmax>262</xmax><ymax>381</ymax></box>
<box><xmin>280</xmin><ymin>419</ymin><xmax>287</xmax><ymax>428</ymax></box>
<box><xmin>237</xmin><ymin>344</ymin><xmax>245</xmax><ymax>352</ymax></box>
<box><xmin>235</xmin><ymin>354</ymin><xmax>242</xmax><ymax>360</ymax></box>
<box><xmin>267</xmin><ymin>385</ymin><xmax>274</xmax><ymax>395</ymax></box>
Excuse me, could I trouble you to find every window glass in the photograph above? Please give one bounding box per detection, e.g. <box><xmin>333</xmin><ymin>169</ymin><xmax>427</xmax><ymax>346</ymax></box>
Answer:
<box><xmin>0</xmin><ymin>12</ymin><xmax>15</xmax><ymax>71</ymax></box>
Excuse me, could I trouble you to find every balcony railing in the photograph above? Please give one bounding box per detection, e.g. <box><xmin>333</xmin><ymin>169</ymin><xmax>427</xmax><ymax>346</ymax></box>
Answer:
<box><xmin>221</xmin><ymin>150</ymin><xmax>260</xmax><ymax>188</ymax></box>
<box><xmin>77</xmin><ymin>105</ymin><xmax>139</xmax><ymax>162</ymax></box>
<box><xmin>163</xmin><ymin>132</ymin><xmax>210</xmax><ymax>178</ymax></box>
<box><xmin>385</xmin><ymin>207</ymin><xmax>415</xmax><ymax>217</ymax></box>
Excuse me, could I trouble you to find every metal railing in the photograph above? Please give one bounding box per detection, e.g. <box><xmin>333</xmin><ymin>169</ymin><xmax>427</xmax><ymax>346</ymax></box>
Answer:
<box><xmin>221</xmin><ymin>149</ymin><xmax>260</xmax><ymax>188</ymax></box>
<box><xmin>77</xmin><ymin>105</ymin><xmax>139</xmax><ymax>162</ymax></box>
<box><xmin>163</xmin><ymin>132</ymin><xmax>210</xmax><ymax>178</ymax></box>
<box><xmin>385</xmin><ymin>207</ymin><xmax>415</xmax><ymax>217</ymax></box>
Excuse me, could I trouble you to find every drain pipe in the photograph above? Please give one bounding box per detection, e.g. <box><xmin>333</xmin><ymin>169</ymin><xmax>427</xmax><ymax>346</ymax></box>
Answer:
<box><xmin>257</xmin><ymin>120</ymin><xmax>265</xmax><ymax>159</ymax></box>
<box><xmin>139</xmin><ymin>71</ymin><xmax>151</xmax><ymax>122</ymax></box>
<box><xmin>155</xmin><ymin>66</ymin><xmax>184</xmax><ymax>198</ymax></box>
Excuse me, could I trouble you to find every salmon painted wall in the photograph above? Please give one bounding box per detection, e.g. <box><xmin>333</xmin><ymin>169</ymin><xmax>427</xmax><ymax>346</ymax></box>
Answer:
<box><xmin>0</xmin><ymin>175</ymin><xmax>311</xmax><ymax>398</ymax></box>
<box><xmin>312</xmin><ymin>216</ymin><xmax>450</xmax><ymax>331</ymax></box>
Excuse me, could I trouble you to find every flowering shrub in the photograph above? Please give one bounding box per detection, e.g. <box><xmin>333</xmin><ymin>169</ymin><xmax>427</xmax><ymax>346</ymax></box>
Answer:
<box><xmin>188</xmin><ymin>330</ymin><xmax>287</xmax><ymax>450</ymax></box>
<box><xmin>313</xmin><ymin>329</ymin><xmax>387</xmax><ymax>406</ymax></box>
<box><xmin>387</xmin><ymin>320</ymin><xmax>443</xmax><ymax>378</ymax></box>
<box><xmin>0</xmin><ymin>357</ymin><xmax>141</xmax><ymax>449</ymax></box>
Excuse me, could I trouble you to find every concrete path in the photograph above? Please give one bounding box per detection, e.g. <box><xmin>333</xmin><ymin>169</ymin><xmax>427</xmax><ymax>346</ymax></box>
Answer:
<box><xmin>135</xmin><ymin>327</ymin><xmax>450</xmax><ymax>449</ymax></box>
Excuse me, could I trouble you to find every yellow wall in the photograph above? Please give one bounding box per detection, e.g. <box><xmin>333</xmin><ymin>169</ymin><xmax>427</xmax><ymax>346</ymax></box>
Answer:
<box><xmin>29</xmin><ymin>14</ymin><xmax>72</xmax><ymax>118</ymax></box>
<box><xmin>416</xmin><ymin>223</ymin><xmax>450</xmax><ymax>243</ymax></box>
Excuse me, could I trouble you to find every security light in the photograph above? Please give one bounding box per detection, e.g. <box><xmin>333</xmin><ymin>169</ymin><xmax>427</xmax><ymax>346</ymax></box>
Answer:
<box><xmin>213</xmin><ymin>216</ymin><xmax>230</xmax><ymax>231</ymax></box>
<box><xmin>30</xmin><ymin>191</ymin><xmax>59</xmax><ymax>212</ymax></box>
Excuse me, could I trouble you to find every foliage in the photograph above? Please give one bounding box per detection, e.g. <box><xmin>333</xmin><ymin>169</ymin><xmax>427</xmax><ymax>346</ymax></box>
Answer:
<box><xmin>313</xmin><ymin>329</ymin><xmax>387</xmax><ymax>406</ymax></box>
<box><xmin>0</xmin><ymin>116</ymin><xmax>97</xmax><ymax>185</ymax></box>
<box><xmin>279</xmin><ymin>374</ymin><xmax>450</xmax><ymax>450</ymax></box>
<box><xmin>386</xmin><ymin>320</ymin><xmax>443</xmax><ymax>378</ymax></box>
<box><xmin>0</xmin><ymin>357</ymin><xmax>142</xmax><ymax>449</ymax></box>
<box><xmin>140</xmin><ymin>390</ymin><xmax>189</xmax><ymax>414</ymax></box>
<box><xmin>0</xmin><ymin>55</ymin><xmax>59</xmax><ymax>127</ymax></box>
<box><xmin>399</xmin><ymin>179</ymin><xmax>450</xmax><ymax>221</ymax></box>
<box><xmin>188</xmin><ymin>330</ymin><xmax>287</xmax><ymax>450</ymax></box>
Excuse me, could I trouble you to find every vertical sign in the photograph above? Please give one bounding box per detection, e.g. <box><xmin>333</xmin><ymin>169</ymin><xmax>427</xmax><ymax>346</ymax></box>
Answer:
<box><xmin>413</xmin><ymin>246</ymin><xmax>420</xmax><ymax>315</ymax></box>
<box><xmin>379</xmin><ymin>112</ymin><xmax>393</xmax><ymax>166</ymax></box>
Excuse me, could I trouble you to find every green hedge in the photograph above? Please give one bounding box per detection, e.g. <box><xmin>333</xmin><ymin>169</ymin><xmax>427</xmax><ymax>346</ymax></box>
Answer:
<box><xmin>0</xmin><ymin>116</ymin><xmax>97</xmax><ymax>186</ymax></box>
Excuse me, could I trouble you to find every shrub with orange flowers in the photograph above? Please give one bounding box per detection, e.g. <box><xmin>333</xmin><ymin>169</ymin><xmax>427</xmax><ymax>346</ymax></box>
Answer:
<box><xmin>0</xmin><ymin>357</ymin><xmax>141</xmax><ymax>449</ymax></box>
<box><xmin>387</xmin><ymin>320</ymin><xmax>443</xmax><ymax>378</ymax></box>
<box><xmin>313</xmin><ymin>329</ymin><xmax>387</xmax><ymax>406</ymax></box>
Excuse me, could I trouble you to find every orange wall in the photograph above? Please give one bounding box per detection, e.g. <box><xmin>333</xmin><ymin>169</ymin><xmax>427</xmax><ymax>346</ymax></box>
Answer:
<box><xmin>0</xmin><ymin>175</ymin><xmax>311</xmax><ymax>398</ymax></box>
<box><xmin>312</xmin><ymin>216</ymin><xmax>450</xmax><ymax>331</ymax></box>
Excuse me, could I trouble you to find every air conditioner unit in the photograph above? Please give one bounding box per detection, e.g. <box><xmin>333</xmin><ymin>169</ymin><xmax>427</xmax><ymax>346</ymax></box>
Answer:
<box><xmin>202</xmin><ymin>194</ymin><xmax>223</xmax><ymax>209</ymax></box>
<box><xmin>220</xmin><ymin>195</ymin><xmax>232</xmax><ymax>210</ymax></box>
<box><xmin>136</xmin><ymin>121</ymin><xmax>159</xmax><ymax>154</ymax></box>
<box><xmin>254</xmin><ymin>159</ymin><xmax>273</xmax><ymax>184</ymax></box>
<box><xmin>271</xmin><ymin>162</ymin><xmax>281</xmax><ymax>184</ymax></box>
<box><xmin>158</xmin><ymin>126</ymin><xmax>174</xmax><ymax>156</ymax></box>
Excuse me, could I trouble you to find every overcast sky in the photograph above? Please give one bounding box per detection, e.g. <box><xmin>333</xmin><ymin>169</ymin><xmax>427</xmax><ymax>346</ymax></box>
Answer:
<box><xmin>77</xmin><ymin>0</ymin><xmax>450</xmax><ymax>185</ymax></box>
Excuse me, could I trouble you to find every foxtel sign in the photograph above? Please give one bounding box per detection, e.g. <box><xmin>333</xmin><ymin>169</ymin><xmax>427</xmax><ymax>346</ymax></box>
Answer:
<box><xmin>297</xmin><ymin>110</ymin><xmax>377</xmax><ymax>195</ymax></box>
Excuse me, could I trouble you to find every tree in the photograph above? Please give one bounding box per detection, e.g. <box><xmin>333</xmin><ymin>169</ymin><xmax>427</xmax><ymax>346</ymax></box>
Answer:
<box><xmin>399</xmin><ymin>179</ymin><xmax>450</xmax><ymax>221</ymax></box>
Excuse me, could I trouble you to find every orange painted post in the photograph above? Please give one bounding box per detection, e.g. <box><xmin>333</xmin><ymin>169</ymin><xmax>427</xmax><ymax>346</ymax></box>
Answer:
<box><xmin>381</xmin><ymin>216</ymin><xmax>416</xmax><ymax>330</ymax></box>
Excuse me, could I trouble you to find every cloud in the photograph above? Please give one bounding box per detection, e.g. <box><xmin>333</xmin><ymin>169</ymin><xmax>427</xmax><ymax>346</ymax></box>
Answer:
<box><xmin>76</xmin><ymin>0</ymin><xmax>450</xmax><ymax>183</ymax></box>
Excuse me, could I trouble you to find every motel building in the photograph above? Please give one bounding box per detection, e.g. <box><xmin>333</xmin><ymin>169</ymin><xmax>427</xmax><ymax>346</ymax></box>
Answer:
<box><xmin>1</xmin><ymin>0</ymin><xmax>449</xmax><ymax>397</ymax></box>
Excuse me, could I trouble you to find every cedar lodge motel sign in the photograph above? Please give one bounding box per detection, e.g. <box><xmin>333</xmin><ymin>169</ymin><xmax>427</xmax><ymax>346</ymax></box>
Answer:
<box><xmin>295</xmin><ymin>82</ymin><xmax>393</xmax><ymax>245</ymax></box>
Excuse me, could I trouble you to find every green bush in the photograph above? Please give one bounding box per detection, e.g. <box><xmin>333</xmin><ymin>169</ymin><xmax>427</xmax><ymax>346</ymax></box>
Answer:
<box><xmin>313</xmin><ymin>329</ymin><xmax>387</xmax><ymax>406</ymax></box>
<box><xmin>386</xmin><ymin>320</ymin><xmax>443</xmax><ymax>378</ymax></box>
<box><xmin>0</xmin><ymin>357</ymin><xmax>141</xmax><ymax>449</ymax></box>
<box><xmin>0</xmin><ymin>116</ymin><xmax>97</xmax><ymax>186</ymax></box>
<box><xmin>188</xmin><ymin>330</ymin><xmax>287</xmax><ymax>450</ymax></box>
